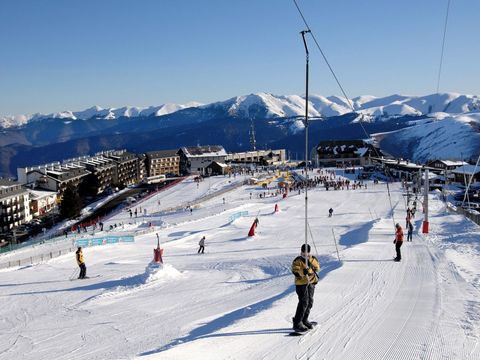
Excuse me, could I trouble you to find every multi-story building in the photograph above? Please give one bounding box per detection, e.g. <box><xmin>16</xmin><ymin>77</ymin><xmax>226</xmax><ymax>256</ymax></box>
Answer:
<box><xmin>178</xmin><ymin>145</ymin><xmax>227</xmax><ymax>175</ymax></box>
<box><xmin>137</xmin><ymin>153</ymin><xmax>147</xmax><ymax>181</ymax></box>
<box><xmin>103</xmin><ymin>150</ymin><xmax>140</xmax><ymax>186</ymax></box>
<box><xmin>17</xmin><ymin>163</ymin><xmax>90</xmax><ymax>194</ymax></box>
<box><xmin>226</xmin><ymin>149</ymin><xmax>286</xmax><ymax>165</ymax></box>
<box><xmin>79</xmin><ymin>156</ymin><xmax>116</xmax><ymax>194</ymax></box>
<box><xmin>146</xmin><ymin>150</ymin><xmax>181</xmax><ymax>177</ymax></box>
<box><xmin>17</xmin><ymin>149</ymin><xmax>143</xmax><ymax>196</ymax></box>
<box><xmin>0</xmin><ymin>180</ymin><xmax>32</xmax><ymax>236</ymax></box>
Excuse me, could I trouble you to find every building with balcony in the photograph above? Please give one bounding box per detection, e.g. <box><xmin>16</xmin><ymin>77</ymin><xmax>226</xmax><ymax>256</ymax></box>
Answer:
<box><xmin>103</xmin><ymin>150</ymin><xmax>140</xmax><ymax>186</ymax></box>
<box><xmin>17</xmin><ymin>163</ymin><xmax>90</xmax><ymax>194</ymax></box>
<box><xmin>0</xmin><ymin>179</ymin><xmax>32</xmax><ymax>235</ymax></box>
<box><xmin>226</xmin><ymin>149</ymin><xmax>286</xmax><ymax>165</ymax></box>
<box><xmin>146</xmin><ymin>150</ymin><xmax>181</xmax><ymax>177</ymax></box>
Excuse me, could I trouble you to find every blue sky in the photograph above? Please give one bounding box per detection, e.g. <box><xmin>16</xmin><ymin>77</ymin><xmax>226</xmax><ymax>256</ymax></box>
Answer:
<box><xmin>0</xmin><ymin>0</ymin><xmax>478</xmax><ymax>115</ymax></box>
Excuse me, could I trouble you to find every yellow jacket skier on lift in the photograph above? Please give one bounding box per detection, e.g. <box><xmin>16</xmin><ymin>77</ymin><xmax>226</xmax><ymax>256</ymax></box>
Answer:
<box><xmin>291</xmin><ymin>244</ymin><xmax>320</xmax><ymax>332</ymax></box>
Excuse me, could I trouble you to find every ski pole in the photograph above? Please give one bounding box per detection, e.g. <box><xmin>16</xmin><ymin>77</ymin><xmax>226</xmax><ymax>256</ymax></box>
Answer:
<box><xmin>69</xmin><ymin>267</ymin><xmax>78</xmax><ymax>280</ymax></box>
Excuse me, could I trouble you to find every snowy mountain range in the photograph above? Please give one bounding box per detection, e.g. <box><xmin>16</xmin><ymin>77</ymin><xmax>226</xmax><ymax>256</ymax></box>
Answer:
<box><xmin>0</xmin><ymin>102</ymin><xmax>203</xmax><ymax>129</ymax></box>
<box><xmin>2</xmin><ymin>92</ymin><xmax>480</xmax><ymax>129</ymax></box>
<box><xmin>0</xmin><ymin>92</ymin><xmax>478</xmax><ymax>177</ymax></box>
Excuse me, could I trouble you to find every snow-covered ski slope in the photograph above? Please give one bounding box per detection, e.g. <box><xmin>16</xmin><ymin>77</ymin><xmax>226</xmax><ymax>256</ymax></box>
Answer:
<box><xmin>0</xmin><ymin>171</ymin><xmax>479</xmax><ymax>360</ymax></box>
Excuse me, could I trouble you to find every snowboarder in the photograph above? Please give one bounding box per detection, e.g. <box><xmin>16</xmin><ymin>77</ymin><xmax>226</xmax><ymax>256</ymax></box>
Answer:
<box><xmin>328</xmin><ymin>208</ymin><xmax>333</xmax><ymax>217</ymax></box>
<box><xmin>407</xmin><ymin>220</ymin><xmax>413</xmax><ymax>242</ymax></box>
<box><xmin>291</xmin><ymin>244</ymin><xmax>320</xmax><ymax>332</ymax></box>
<box><xmin>76</xmin><ymin>247</ymin><xmax>87</xmax><ymax>279</ymax></box>
<box><xmin>393</xmin><ymin>223</ymin><xmax>404</xmax><ymax>261</ymax></box>
<box><xmin>198</xmin><ymin>236</ymin><xmax>205</xmax><ymax>254</ymax></box>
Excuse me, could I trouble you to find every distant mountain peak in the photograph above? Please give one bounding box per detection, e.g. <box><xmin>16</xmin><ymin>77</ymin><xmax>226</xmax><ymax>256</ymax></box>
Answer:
<box><xmin>1</xmin><ymin>92</ymin><xmax>479</xmax><ymax>129</ymax></box>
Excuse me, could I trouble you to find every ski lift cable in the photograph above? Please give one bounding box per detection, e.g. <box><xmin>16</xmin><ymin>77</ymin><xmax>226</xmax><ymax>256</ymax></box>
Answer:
<box><xmin>436</xmin><ymin>0</ymin><xmax>451</xmax><ymax>94</ymax></box>
<box><xmin>292</xmin><ymin>0</ymin><xmax>398</xmax><ymax>229</ymax></box>
<box><xmin>292</xmin><ymin>0</ymin><xmax>355</xmax><ymax>111</ymax></box>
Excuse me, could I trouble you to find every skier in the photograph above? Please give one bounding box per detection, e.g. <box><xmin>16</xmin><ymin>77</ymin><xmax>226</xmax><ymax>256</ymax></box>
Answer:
<box><xmin>405</xmin><ymin>211</ymin><xmax>411</xmax><ymax>228</ymax></box>
<box><xmin>291</xmin><ymin>244</ymin><xmax>320</xmax><ymax>332</ymax></box>
<box><xmin>407</xmin><ymin>220</ymin><xmax>413</xmax><ymax>242</ymax></box>
<box><xmin>76</xmin><ymin>247</ymin><xmax>87</xmax><ymax>279</ymax></box>
<box><xmin>198</xmin><ymin>236</ymin><xmax>205</xmax><ymax>254</ymax></box>
<box><xmin>393</xmin><ymin>223</ymin><xmax>404</xmax><ymax>261</ymax></box>
<box><xmin>328</xmin><ymin>208</ymin><xmax>333</xmax><ymax>217</ymax></box>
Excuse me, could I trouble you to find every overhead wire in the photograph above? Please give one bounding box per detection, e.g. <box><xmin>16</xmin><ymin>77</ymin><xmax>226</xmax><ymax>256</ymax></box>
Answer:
<box><xmin>292</xmin><ymin>0</ymin><xmax>398</xmax><ymax>228</ymax></box>
<box><xmin>436</xmin><ymin>0</ymin><xmax>451</xmax><ymax>94</ymax></box>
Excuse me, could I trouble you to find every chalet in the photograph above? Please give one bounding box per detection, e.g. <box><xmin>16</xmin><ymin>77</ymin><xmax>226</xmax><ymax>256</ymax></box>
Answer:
<box><xmin>316</xmin><ymin>140</ymin><xmax>382</xmax><ymax>167</ymax></box>
<box><xmin>205</xmin><ymin>161</ymin><xmax>230</xmax><ymax>176</ymax></box>
<box><xmin>28</xmin><ymin>189</ymin><xmax>57</xmax><ymax>217</ymax></box>
<box><xmin>451</xmin><ymin>165</ymin><xmax>480</xmax><ymax>185</ymax></box>
<box><xmin>426</xmin><ymin>160</ymin><xmax>468</xmax><ymax>173</ymax></box>
<box><xmin>179</xmin><ymin>145</ymin><xmax>227</xmax><ymax>175</ymax></box>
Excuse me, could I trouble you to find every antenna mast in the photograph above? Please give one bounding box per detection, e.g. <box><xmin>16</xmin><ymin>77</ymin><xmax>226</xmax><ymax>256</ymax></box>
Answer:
<box><xmin>249</xmin><ymin>119</ymin><xmax>257</xmax><ymax>151</ymax></box>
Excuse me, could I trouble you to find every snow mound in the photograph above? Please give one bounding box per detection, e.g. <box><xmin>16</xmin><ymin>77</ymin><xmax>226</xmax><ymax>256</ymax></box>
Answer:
<box><xmin>140</xmin><ymin>262</ymin><xmax>182</xmax><ymax>285</ymax></box>
<box><xmin>88</xmin><ymin>262</ymin><xmax>183</xmax><ymax>304</ymax></box>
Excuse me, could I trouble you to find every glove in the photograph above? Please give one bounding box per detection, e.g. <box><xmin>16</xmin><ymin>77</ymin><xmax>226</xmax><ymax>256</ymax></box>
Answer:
<box><xmin>303</xmin><ymin>268</ymin><xmax>309</xmax><ymax>275</ymax></box>
<box><xmin>393</xmin><ymin>239</ymin><xmax>396</xmax><ymax>244</ymax></box>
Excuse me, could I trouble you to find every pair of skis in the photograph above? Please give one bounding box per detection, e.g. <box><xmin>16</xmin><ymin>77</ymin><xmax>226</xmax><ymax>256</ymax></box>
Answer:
<box><xmin>70</xmin><ymin>274</ymin><xmax>102</xmax><ymax>281</ymax></box>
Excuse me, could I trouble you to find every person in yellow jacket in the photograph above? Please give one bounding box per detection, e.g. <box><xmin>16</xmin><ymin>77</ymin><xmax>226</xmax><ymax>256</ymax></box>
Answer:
<box><xmin>76</xmin><ymin>247</ymin><xmax>87</xmax><ymax>279</ymax></box>
<box><xmin>291</xmin><ymin>243</ymin><xmax>320</xmax><ymax>331</ymax></box>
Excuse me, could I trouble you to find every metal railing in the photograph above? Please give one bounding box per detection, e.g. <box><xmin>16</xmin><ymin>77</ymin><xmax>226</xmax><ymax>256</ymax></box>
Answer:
<box><xmin>446</xmin><ymin>203</ymin><xmax>480</xmax><ymax>225</ymax></box>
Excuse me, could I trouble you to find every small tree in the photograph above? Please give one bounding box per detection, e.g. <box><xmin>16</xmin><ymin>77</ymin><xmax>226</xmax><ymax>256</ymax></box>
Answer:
<box><xmin>79</xmin><ymin>174</ymin><xmax>100</xmax><ymax>198</ymax></box>
<box><xmin>60</xmin><ymin>184</ymin><xmax>82</xmax><ymax>219</ymax></box>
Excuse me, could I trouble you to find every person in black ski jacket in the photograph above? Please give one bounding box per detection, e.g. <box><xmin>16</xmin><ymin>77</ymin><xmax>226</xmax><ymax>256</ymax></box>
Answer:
<box><xmin>198</xmin><ymin>236</ymin><xmax>205</xmax><ymax>254</ymax></box>
<box><xmin>406</xmin><ymin>220</ymin><xmax>413</xmax><ymax>242</ymax></box>
<box><xmin>291</xmin><ymin>244</ymin><xmax>320</xmax><ymax>331</ymax></box>
<box><xmin>76</xmin><ymin>247</ymin><xmax>87</xmax><ymax>279</ymax></box>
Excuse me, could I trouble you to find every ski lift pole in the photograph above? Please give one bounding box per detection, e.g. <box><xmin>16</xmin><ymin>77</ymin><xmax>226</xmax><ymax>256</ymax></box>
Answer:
<box><xmin>423</xmin><ymin>168</ymin><xmax>429</xmax><ymax>233</ymax></box>
<box><xmin>300</xmin><ymin>29</ymin><xmax>311</xmax><ymax>268</ymax></box>
<box><xmin>331</xmin><ymin>228</ymin><xmax>341</xmax><ymax>262</ymax></box>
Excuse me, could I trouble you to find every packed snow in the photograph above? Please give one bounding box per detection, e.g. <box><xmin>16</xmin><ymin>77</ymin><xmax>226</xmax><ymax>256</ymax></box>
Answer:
<box><xmin>0</xmin><ymin>171</ymin><xmax>479</xmax><ymax>359</ymax></box>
